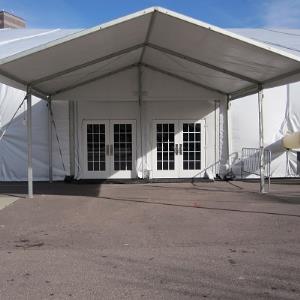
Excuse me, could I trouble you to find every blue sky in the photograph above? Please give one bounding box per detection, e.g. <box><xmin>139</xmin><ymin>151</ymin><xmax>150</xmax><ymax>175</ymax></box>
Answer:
<box><xmin>1</xmin><ymin>0</ymin><xmax>300</xmax><ymax>29</ymax></box>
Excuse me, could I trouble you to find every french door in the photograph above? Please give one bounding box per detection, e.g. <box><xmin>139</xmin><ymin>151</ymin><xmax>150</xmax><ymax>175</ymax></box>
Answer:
<box><xmin>83</xmin><ymin>120</ymin><xmax>136</xmax><ymax>179</ymax></box>
<box><xmin>152</xmin><ymin>120</ymin><xmax>205</xmax><ymax>178</ymax></box>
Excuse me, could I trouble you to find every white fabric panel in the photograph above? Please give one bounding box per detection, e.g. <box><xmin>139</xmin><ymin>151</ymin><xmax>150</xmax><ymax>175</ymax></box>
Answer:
<box><xmin>53</xmin><ymin>68</ymin><xmax>138</xmax><ymax>102</ymax></box>
<box><xmin>0</xmin><ymin>13</ymin><xmax>150</xmax><ymax>83</ymax></box>
<box><xmin>230</xmin><ymin>83</ymin><xmax>300</xmax><ymax>178</ymax></box>
<box><xmin>39</xmin><ymin>49</ymin><xmax>142</xmax><ymax>95</ymax></box>
<box><xmin>287</xmin><ymin>83</ymin><xmax>300</xmax><ymax>133</ymax></box>
<box><xmin>229</xmin><ymin>29</ymin><xmax>300</xmax><ymax>57</ymax></box>
<box><xmin>142</xmin><ymin>67</ymin><xmax>221</xmax><ymax>100</ymax></box>
<box><xmin>0</xmin><ymin>29</ymin><xmax>79</xmax><ymax>60</ymax></box>
<box><xmin>0</xmin><ymin>85</ymin><xmax>68</xmax><ymax>181</ymax></box>
<box><xmin>231</xmin><ymin>95</ymin><xmax>259</xmax><ymax>152</ymax></box>
<box><xmin>143</xmin><ymin>47</ymin><xmax>246</xmax><ymax>94</ymax></box>
<box><xmin>0</xmin><ymin>84</ymin><xmax>49</xmax><ymax>181</ymax></box>
<box><xmin>51</xmin><ymin>101</ymin><xmax>70</xmax><ymax>180</ymax></box>
<box><xmin>150</xmin><ymin>11</ymin><xmax>300</xmax><ymax>85</ymax></box>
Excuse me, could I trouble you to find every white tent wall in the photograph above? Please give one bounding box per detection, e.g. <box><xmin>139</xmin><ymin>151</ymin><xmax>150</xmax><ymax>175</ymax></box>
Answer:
<box><xmin>50</xmin><ymin>100</ymin><xmax>70</xmax><ymax>180</ymax></box>
<box><xmin>230</xmin><ymin>82</ymin><xmax>300</xmax><ymax>178</ymax></box>
<box><xmin>142</xmin><ymin>67</ymin><xmax>223</xmax><ymax>178</ymax></box>
<box><xmin>67</xmin><ymin>66</ymin><xmax>224</xmax><ymax>179</ymax></box>
<box><xmin>0</xmin><ymin>83</ymin><xmax>69</xmax><ymax>181</ymax></box>
<box><xmin>0</xmin><ymin>84</ymin><xmax>47</xmax><ymax>181</ymax></box>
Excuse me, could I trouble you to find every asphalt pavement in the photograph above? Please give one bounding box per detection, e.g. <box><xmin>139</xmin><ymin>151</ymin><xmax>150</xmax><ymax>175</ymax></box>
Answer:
<box><xmin>0</xmin><ymin>181</ymin><xmax>299</xmax><ymax>299</ymax></box>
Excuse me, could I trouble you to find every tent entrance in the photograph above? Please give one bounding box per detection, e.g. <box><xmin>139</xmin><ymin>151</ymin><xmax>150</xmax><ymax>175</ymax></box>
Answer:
<box><xmin>152</xmin><ymin>119</ymin><xmax>205</xmax><ymax>178</ymax></box>
<box><xmin>83</xmin><ymin>119</ymin><xmax>137</xmax><ymax>179</ymax></box>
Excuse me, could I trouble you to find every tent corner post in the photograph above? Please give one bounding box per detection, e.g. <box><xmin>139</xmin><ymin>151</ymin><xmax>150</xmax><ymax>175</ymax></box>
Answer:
<box><xmin>26</xmin><ymin>86</ymin><xmax>33</xmax><ymax>198</ymax></box>
<box><xmin>48</xmin><ymin>95</ymin><xmax>53</xmax><ymax>183</ymax></box>
<box><xmin>258</xmin><ymin>85</ymin><xmax>266</xmax><ymax>193</ymax></box>
<box><xmin>226</xmin><ymin>95</ymin><xmax>232</xmax><ymax>169</ymax></box>
<box><xmin>138</xmin><ymin>64</ymin><xmax>144</xmax><ymax>179</ymax></box>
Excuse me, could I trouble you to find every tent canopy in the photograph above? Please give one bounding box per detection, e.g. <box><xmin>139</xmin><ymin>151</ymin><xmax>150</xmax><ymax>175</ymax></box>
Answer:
<box><xmin>0</xmin><ymin>7</ymin><xmax>300</xmax><ymax>100</ymax></box>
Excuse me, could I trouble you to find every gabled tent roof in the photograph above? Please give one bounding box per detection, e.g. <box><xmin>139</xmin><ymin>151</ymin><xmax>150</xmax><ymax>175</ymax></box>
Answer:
<box><xmin>0</xmin><ymin>7</ymin><xmax>300</xmax><ymax>100</ymax></box>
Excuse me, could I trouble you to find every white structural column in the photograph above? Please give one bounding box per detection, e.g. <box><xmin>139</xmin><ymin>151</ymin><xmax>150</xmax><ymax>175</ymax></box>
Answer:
<box><xmin>258</xmin><ymin>87</ymin><xmax>265</xmax><ymax>193</ymax></box>
<box><xmin>48</xmin><ymin>97</ymin><xmax>53</xmax><ymax>183</ymax></box>
<box><xmin>27</xmin><ymin>86</ymin><xmax>33</xmax><ymax>198</ymax></box>
<box><xmin>138</xmin><ymin>64</ymin><xmax>144</xmax><ymax>178</ymax></box>
<box><xmin>226</xmin><ymin>95</ymin><xmax>232</xmax><ymax>168</ymax></box>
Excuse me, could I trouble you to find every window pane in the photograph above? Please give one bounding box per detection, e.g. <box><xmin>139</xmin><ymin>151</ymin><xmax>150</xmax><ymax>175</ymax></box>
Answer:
<box><xmin>113</xmin><ymin>123</ymin><xmax>133</xmax><ymax>172</ymax></box>
<box><xmin>87</xmin><ymin>123</ymin><xmax>106</xmax><ymax>172</ymax></box>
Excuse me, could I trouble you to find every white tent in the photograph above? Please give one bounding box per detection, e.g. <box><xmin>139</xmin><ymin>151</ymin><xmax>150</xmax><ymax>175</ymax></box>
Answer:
<box><xmin>0</xmin><ymin>7</ymin><xmax>300</xmax><ymax>197</ymax></box>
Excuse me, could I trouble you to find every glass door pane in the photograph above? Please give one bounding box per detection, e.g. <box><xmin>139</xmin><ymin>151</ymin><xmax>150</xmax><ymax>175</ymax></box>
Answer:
<box><xmin>86</xmin><ymin>123</ymin><xmax>106</xmax><ymax>171</ymax></box>
<box><xmin>156</xmin><ymin>123</ymin><xmax>175</xmax><ymax>171</ymax></box>
<box><xmin>113</xmin><ymin>123</ymin><xmax>133</xmax><ymax>171</ymax></box>
<box><xmin>182</xmin><ymin>122</ymin><xmax>201</xmax><ymax>170</ymax></box>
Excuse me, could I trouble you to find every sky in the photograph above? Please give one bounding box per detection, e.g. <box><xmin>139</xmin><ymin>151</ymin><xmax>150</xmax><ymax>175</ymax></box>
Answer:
<box><xmin>1</xmin><ymin>0</ymin><xmax>300</xmax><ymax>29</ymax></box>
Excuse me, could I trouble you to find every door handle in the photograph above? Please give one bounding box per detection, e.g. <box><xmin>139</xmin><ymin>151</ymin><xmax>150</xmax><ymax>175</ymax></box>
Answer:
<box><xmin>106</xmin><ymin>145</ymin><xmax>110</xmax><ymax>156</ymax></box>
<box><xmin>175</xmin><ymin>144</ymin><xmax>179</xmax><ymax>155</ymax></box>
<box><xmin>179</xmin><ymin>144</ymin><xmax>183</xmax><ymax>155</ymax></box>
<box><xmin>110</xmin><ymin>144</ymin><xmax>114</xmax><ymax>156</ymax></box>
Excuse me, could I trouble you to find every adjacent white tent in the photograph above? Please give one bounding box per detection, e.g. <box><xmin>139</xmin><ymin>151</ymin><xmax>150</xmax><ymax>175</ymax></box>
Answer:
<box><xmin>0</xmin><ymin>7</ymin><xmax>300</xmax><ymax>197</ymax></box>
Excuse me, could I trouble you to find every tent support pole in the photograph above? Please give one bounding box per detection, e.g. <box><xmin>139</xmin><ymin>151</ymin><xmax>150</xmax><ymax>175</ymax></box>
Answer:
<box><xmin>226</xmin><ymin>95</ymin><xmax>232</xmax><ymax>169</ymax></box>
<box><xmin>27</xmin><ymin>86</ymin><xmax>33</xmax><ymax>198</ymax></box>
<box><xmin>138</xmin><ymin>64</ymin><xmax>144</xmax><ymax>178</ymax></box>
<box><xmin>69</xmin><ymin>101</ymin><xmax>76</xmax><ymax>179</ymax></box>
<box><xmin>258</xmin><ymin>86</ymin><xmax>265</xmax><ymax>193</ymax></box>
<box><xmin>48</xmin><ymin>96</ymin><xmax>53</xmax><ymax>183</ymax></box>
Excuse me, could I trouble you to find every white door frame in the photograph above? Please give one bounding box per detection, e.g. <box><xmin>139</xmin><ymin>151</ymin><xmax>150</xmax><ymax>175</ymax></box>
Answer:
<box><xmin>178</xmin><ymin>120</ymin><xmax>206</xmax><ymax>178</ymax></box>
<box><xmin>152</xmin><ymin>120</ymin><xmax>179</xmax><ymax>178</ymax></box>
<box><xmin>151</xmin><ymin>119</ymin><xmax>206</xmax><ymax>179</ymax></box>
<box><xmin>83</xmin><ymin>120</ymin><xmax>110</xmax><ymax>179</ymax></box>
<box><xmin>82</xmin><ymin>119</ymin><xmax>136</xmax><ymax>179</ymax></box>
<box><xmin>109</xmin><ymin>120</ymin><xmax>137</xmax><ymax>179</ymax></box>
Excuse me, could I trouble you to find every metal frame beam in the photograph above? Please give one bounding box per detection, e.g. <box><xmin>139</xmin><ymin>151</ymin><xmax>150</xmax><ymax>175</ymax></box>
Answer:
<box><xmin>229</xmin><ymin>84</ymin><xmax>260</xmax><ymax>100</ymax></box>
<box><xmin>31</xmin><ymin>44</ymin><xmax>145</xmax><ymax>87</ymax></box>
<box><xmin>146</xmin><ymin>43</ymin><xmax>259</xmax><ymax>84</ymax></box>
<box><xmin>139</xmin><ymin>11</ymin><xmax>156</xmax><ymax>63</ymax></box>
<box><xmin>52</xmin><ymin>64</ymin><xmax>138</xmax><ymax>96</ymax></box>
<box><xmin>0</xmin><ymin>68</ymin><xmax>48</xmax><ymax>99</ymax></box>
<box><xmin>230</xmin><ymin>67</ymin><xmax>300</xmax><ymax>100</ymax></box>
<box><xmin>142</xmin><ymin>63</ymin><xmax>225</xmax><ymax>95</ymax></box>
<box><xmin>26</xmin><ymin>86</ymin><xmax>33</xmax><ymax>198</ymax></box>
<box><xmin>263</xmin><ymin>67</ymin><xmax>300</xmax><ymax>86</ymax></box>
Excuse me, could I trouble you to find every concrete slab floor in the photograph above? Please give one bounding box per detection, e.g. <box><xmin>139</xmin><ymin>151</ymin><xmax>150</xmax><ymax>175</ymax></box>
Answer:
<box><xmin>0</xmin><ymin>181</ymin><xmax>299</xmax><ymax>299</ymax></box>
<box><xmin>0</xmin><ymin>195</ymin><xmax>18</xmax><ymax>211</ymax></box>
